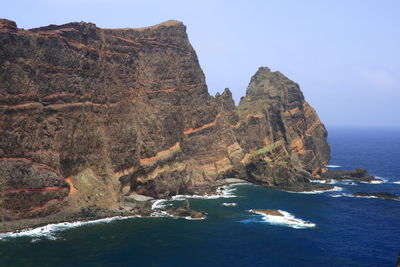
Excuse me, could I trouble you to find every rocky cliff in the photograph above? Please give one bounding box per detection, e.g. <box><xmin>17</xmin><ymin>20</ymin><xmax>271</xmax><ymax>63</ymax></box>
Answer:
<box><xmin>0</xmin><ymin>18</ymin><xmax>330</xmax><ymax>228</ymax></box>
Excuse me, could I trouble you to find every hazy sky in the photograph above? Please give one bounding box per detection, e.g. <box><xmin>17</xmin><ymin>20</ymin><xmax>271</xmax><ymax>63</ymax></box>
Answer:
<box><xmin>2</xmin><ymin>0</ymin><xmax>399</xmax><ymax>127</ymax></box>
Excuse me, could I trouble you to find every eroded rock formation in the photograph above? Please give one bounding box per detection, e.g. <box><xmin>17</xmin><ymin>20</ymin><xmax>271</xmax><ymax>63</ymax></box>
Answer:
<box><xmin>0</xmin><ymin>18</ymin><xmax>330</xmax><ymax>227</ymax></box>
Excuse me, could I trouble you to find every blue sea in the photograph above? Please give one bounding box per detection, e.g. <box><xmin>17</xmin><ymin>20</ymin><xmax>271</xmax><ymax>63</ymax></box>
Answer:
<box><xmin>1</xmin><ymin>127</ymin><xmax>399</xmax><ymax>266</ymax></box>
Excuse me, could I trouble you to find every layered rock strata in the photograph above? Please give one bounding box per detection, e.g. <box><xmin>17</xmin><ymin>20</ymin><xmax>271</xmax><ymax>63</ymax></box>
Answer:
<box><xmin>0</xmin><ymin>18</ymin><xmax>330</xmax><ymax>228</ymax></box>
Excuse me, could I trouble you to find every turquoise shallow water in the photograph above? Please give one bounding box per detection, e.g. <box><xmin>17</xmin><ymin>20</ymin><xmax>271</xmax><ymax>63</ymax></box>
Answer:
<box><xmin>0</xmin><ymin>127</ymin><xmax>399</xmax><ymax>266</ymax></box>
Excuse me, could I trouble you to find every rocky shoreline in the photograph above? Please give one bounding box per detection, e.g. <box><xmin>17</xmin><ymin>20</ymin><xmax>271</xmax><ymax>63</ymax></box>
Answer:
<box><xmin>0</xmin><ymin>18</ymin><xmax>382</xmax><ymax>232</ymax></box>
<box><xmin>1</xmin><ymin>168</ymin><xmax>381</xmax><ymax>233</ymax></box>
<box><xmin>1</xmin><ymin>170</ymin><xmax>394</xmax><ymax>233</ymax></box>
<box><xmin>0</xmin><ymin>179</ymin><xmax>244</xmax><ymax>233</ymax></box>
<box><xmin>0</xmin><ymin>18</ymin><xmax>333</xmax><ymax>226</ymax></box>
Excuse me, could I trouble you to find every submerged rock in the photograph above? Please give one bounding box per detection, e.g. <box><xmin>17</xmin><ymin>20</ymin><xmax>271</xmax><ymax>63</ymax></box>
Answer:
<box><xmin>249</xmin><ymin>209</ymin><xmax>284</xmax><ymax>216</ymax></box>
<box><xmin>352</xmin><ymin>192</ymin><xmax>400</xmax><ymax>200</ymax></box>
<box><xmin>248</xmin><ymin>209</ymin><xmax>316</xmax><ymax>228</ymax></box>
<box><xmin>321</xmin><ymin>168</ymin><xmax>382</xmax><ymax>183</ymax></box>
<box><xmin>166</xmin><ymin>200</ymin><xmax>206</xmax><ymax>219</ymax></box>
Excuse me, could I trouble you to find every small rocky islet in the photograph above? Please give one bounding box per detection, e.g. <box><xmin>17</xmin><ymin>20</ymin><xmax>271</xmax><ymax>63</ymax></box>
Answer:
<box><xmin>248</xmin><ymin>209</ymin><xmax>315</xmax><ymax>227</ymax></box>
<box><xmin>352</xmin><ymin>192</ymin><xmax>400</xmax><ymax>201</ymax></box>
<box><xmin>319</xmin><ymin>168</ymin><xmax>384</xmax><ymax>183</ymax></box>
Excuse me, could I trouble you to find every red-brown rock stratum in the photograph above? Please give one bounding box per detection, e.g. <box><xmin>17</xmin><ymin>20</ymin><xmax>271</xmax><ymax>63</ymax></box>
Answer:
<box><xmin>0</xmin><ymin>18</ymin><xmax>331</xmax><ymax>231</ymax></box>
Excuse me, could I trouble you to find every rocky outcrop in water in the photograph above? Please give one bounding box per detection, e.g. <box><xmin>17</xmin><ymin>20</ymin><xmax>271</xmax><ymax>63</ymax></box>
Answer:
<box><xmin>320</xmin><ymin>168</ymin><xmax>382</xmax><ymax>183</ymax></box>
<box><xmin>353</xmin><ymin>192</ymin><xmax>400</xmax><ymax>201</ymax></box>
<box><xmin>0</xmin><ymin>18</ymin><xmax>330</xmax><ymax>229</ymax></box>
<box><xmin>166</xmin><ymin>199</ymin><xmax>205</xmax><ymax>219</ymax></box>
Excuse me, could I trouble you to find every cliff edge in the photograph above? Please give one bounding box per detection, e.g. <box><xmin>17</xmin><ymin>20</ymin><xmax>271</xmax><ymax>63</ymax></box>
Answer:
<box><xmin>0</xmin><ymin>19</ymin><xmax>329</xmax><ymax>229</ymax></box>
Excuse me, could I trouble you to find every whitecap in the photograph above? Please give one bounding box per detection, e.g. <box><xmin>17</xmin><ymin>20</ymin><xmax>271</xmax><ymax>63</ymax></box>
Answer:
<box><xmin>286</xmin><ymin>186</ymin><xmax>343</xmax><ymax>194</ymax></box>
<box><xmin>329</xmin><ymin>194</ymin><xmax>345</xmax><ymax>198</ymax></box>
<box><xmin>375</xmin><ymin>177</ymin><xmax>389</xmax><ymax>183</ymax></box>
<box><xmin>352</xmin><ymin>194</ymin><xmax>378</xmax><ymax>199</ymax></box>
<box><xmin>222</xmin><ymin>202</ymin><xmax>237</xmax><ymax>206</ymax></box>
<box><xmin>329</xmin><ymin>193</ymin><xmax>379</xmax><ymax>199</ymax></box>
<box><xmin>393</xmin><ymin>181</ymin><xmax>400</xmax><ymax>184</ymax></box>
<box><xmin>309</xmin><ymin>179</ymin><xmax>326</xmax><ymax>184</ymax></box>
<box><xmin>0</xmin><ymin>216</ymin><xmax>140</xmax><ymax>241</ymax></box>
<box><xmin>309</xmin><ymin>179</ymin><xmax>337</xmax><ymax>185</ymax></box>
<box><xmin>248</xmin><ymin>210</ymin><xmax>316</xmax><ymax>229</ymax></box>
<box><xmin>360</xmin><ymin>180</ymin><xmax>385</xmax><ymax>184</ymax></box>
<box><xmin>184</xmin><ymin>216</ymin><xmax>206</xmax><ymax>220</ymax></box>
<box><xmin>326</xmin><ymin>165</ymin><xmax>341</xmax><ymax>168</ymax></box>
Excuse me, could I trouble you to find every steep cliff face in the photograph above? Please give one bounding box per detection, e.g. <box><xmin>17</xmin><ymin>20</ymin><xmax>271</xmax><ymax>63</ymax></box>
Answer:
<box><xmin>236</xmin><ymin>67</ymin><xmax>330</xmax><ymax>187</ymax></box>
<box><xmin>0</xmin><ymin>19</ymin><xmax>329</xmax><ymax>225</ymax></box>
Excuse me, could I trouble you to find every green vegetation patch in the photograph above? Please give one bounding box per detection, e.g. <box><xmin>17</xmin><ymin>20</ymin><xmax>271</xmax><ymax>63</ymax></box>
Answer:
<box><xmin>250</xmin><ymin>144</ymin><xmax>275</xmax><ymax>157</ymax></box>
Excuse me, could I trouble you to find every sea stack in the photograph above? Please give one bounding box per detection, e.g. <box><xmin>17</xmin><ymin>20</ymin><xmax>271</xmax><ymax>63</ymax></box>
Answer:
<box><xmin>0</xmin><ymin>19</ymin><xmax>329</xmax><ymax>230</ymax></box>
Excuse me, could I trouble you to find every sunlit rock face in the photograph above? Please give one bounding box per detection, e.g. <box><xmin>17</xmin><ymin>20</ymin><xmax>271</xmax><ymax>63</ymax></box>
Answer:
<box><xmin>0</xmin><ymin>19</ymin><xmax>329</xmax><ymax>222</ymax></box>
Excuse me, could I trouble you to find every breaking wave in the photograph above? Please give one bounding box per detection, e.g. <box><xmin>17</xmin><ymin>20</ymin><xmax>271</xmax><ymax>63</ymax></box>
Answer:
<box><xmin>150</xmin><ymin>184</ymin><xmax>247</xmax><ymax>219</ymax></box>
<box><xmin>286</xmin><ymin>186</ymin><xmax>343</xmax><ymax>194</ymax></box>
<box><xmin>359</xmin><ymin>178</ymin><xmax>387</xmax><ymax>184</ymax></box>
<box><xmin>0</xmin><ymin>216</ymin><xmax>140</xmax><ymax>241</ymax></box>
<box><xmin>149</xmin><ymin>186</ymin><xmax>240</xmax><ymax>209</ymax></box>
<box><xmin>330</xmin><ymin>193</ymin><xmax>377</xmax><ymax>199</ymax></box>
<box><xmin>309</xmin><ymin>179</ymin><xmax>337</xmax><ymax>185</ymax></box>
<box><xmin>169</xmin><ymin>183</ymin><xmax>247</xmax><ymax>201</ymax></box>
<box><xmin>149</xmin><ymin>210</ymin><xmax>206</xmax><ymax>220</ymax></box>
<box><xmin>326</xmin><ymin>165</ymin><xmax>341</xmax><ymax>168</ymax></box>
<box><xmin>245</xmin><ymin>210</ymin><xmax>316</xmax><ymax>229</ymax></box>
<box><xmin>222</xmin><ymin>202</ymin><xmax>237</xmax><ymax>206</ymax></box>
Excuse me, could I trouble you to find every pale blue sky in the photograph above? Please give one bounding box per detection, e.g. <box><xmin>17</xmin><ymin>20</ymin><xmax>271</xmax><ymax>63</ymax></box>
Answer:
<box><xmin>2</xmin><ymin>0</ymin><xmax>399</xmax><ymax>127</ymax></box>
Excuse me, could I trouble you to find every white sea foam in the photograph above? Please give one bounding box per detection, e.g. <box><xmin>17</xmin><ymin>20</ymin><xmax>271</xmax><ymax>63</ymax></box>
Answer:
<box><xmin>150</xmin><ymin>183</ymin><xmax>249</xmax><ymax>211</ymax></box>
<box><xmin>184</xmin><ymin>216</ymin><xmax>206</xmax><ymax>220</ymax></box>
<box><xmin>329</xmin><ymin>194</ymin><xmax>344</xmax><ymax>198</ymax></box>
<box><xmin>376</xmin><ymin>177</ymin><xmax>389</xmax><ymax>183</ymax></box>
<box><xmin>330</xmin><ymin>193</ymin><xmax>398</xmax><ymax>199</ymax></box>
<box><xmin>287</xmin><ymin>186</ymin><xmax>343</xmax><ymax>194</ymax></box>
<box><xmin>309</xmin><ymin>179</ymin><xmax>337</xmax><ymax>185</ymax></box>
<box><xmin>170</xmin><ymin>183</ymin><xmax>245</xmax><ymax>201</ymax></box>
<box><xmin>222</xmin><ymin>202</ymin><xmax>237</xmax><ymax>206</ymax></box>
<box><xmin>150</xmin><ymin>210</ymin><xmax>172</xmax><ymax>217</ymax></box>
<box><xmin>353</xmin><ymin>194</ymin><xmax>378</xmax><ymax>199</ymax></box>
<box><xmin>149</xmin><ymin>210</ymin><xmax>206</xmax><ymax>220</ymax></box>
<box><xmin>393</xmin><ymin>181</ymin><xmax>400</xmax><ymax>184</ymax></box>
<box><xmin>309</xmin><ymin>179</ymin><xmax>326</xmax><ymax>184</ymax></box>
<box><xmin>151</xmin><ymin>199</ymin><xmax>168</xmax><ymax>210</ymax></box>
<box><xmin>248</xmin><ymin>210</ymin><xmax>316</xmax><ymax>229</ymax></box>
<box><xmin>326</xmin><ymin>165</ymin><xmax>341</xmax><ymax>168</ymax></box>
<box><xmin>340</xmin><ymin>180</ymin><xmax>356</xmax><ymax>185</ymax></box>
<box><xmin>360</xmin><ymin>180</ymin><xmax>385</xmax><ymax>184</ymax></box>
<box><xmin>330</xmin><ymin>193</ymin><xmax>380</xmax><ymax>199</ymax></box>
<box><xmin>0</xmin><ymin>216</ymin><xmax>140</xmax><ymax>241</ymax></box>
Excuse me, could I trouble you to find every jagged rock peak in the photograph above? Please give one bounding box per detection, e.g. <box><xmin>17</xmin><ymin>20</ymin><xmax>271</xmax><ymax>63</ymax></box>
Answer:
<box><xmin>243</xmin><ymin>66</ymin><xmax>304</xmax><ymax>104</ymax></box>
<box><xmin>216</xmin><ymin>88</ymin><xmax>235</xmax><ymax>110</ymax></box>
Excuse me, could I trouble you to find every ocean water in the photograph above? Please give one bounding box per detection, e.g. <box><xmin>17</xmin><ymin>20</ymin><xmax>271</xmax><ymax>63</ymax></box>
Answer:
<box><xmin>1</xmin><ymin>127</ymin><xmax>399</xmax><ymax>266</ymax></box>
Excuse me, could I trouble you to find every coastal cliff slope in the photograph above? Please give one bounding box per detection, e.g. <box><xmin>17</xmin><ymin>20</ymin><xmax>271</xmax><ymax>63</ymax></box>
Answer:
<box><xmin>0</xmin><ymin>18</ymin><xmax>329</xmax><ymax>226</ymax></box>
